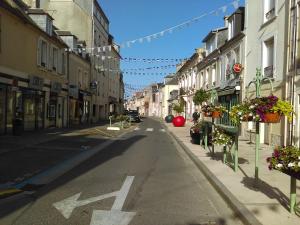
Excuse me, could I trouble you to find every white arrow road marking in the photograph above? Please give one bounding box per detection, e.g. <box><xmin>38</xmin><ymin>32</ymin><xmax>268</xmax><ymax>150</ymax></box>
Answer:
<box><xmin>160</xmin><ymin>129</ymin><xmax>166</xmax><ymax>132</ymax></box>
<box><xmin>53</xmin><ymin>191</ymin><xmax>118</xmax><ymax>219</ymax></box>
<box><xmin>134</xmin><ymin>127</ymin><xmax>140</xmax><ymax>131</ymax></box>
<box><xmin>53</xmin><ymin>176</ymin><xmax>136</xmax><ymax>225</ymax></box>
<box><xmin>90</xmin><ymin>210</ymin><xmax>136</xmax><ymax>225</ymax></box>
<box><xmin>145</xmin><ymin>128</ymin><xmax>154</xmax><ymax>132</ymax></box>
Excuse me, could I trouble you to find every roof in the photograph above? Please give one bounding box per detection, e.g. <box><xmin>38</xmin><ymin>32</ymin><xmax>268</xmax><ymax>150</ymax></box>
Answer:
<box><xmin>165</xmin><ymin>77</ymin><xmax>178</xmax><ymax>85</ymax></box>
<box><xmin>27</xmin><ymin>8</ymin><xmax>54</xmax><ymax>20</ymax></box>
<box><xmin>1</xmin><ymin>0</ymin><xmax>67</xmax><ymax>47</ymax></box>
<box><xmin>202</xmin><ymin>27</ymin><xmax>228</xmax><ymax>42</ymax></box>
<box><xmin>228</xmin><ymin>7</ymin><xmax>245</xmax><ymax>20</ymax></box>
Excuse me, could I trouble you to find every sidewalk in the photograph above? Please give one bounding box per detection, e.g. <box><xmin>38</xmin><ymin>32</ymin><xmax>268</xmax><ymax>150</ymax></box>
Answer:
<box><xmin>0</xmin><ymin>121</ymin><xmax>135</xmax><ymax>197</ymax></box>
<box><xmin>164</xmin><ymin>121</ymin><xmax>300</xmax><ymax>225</ymax></box>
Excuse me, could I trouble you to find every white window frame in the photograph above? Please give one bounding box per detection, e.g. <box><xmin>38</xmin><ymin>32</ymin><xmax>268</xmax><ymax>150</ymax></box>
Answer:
<box><xmin>263</xmin><ymin>0</ymin><xmax>276</xmax><ymax>23</ymax></box>
<box><xmin>261</xmin><ymin>33</ymin><xmax>276</xmax><ymax>78</ymax></box>
<box><xmin>38</xmin><ymin>38</ymin><xmax>48</xmax><ymax>68</ymax></box>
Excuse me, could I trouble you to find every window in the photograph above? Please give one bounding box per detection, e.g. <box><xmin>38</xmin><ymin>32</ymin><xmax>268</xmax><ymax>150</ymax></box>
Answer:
<box><xmin>52</xmin><ymin>48</ymin><xmax>58</xmax><ymax>72</ymax></box>
<box><xmin>263</xmin><ymin>37</ymin><xmax>275</xmax><ymax>77</ymax></box>
<box><xmin>37</xmin><ymin>39</ymin><xmax>48</xmax><ymax>68</ymax></box>
<box><xmin>228</xmin><ymin>19</ymin><xmax>234</xmax><ymax>40</ymax></box>
<box><xmin>264</xmin><ymin>0</ymin><xmax>275</xmax><ymax>22</ymax></box>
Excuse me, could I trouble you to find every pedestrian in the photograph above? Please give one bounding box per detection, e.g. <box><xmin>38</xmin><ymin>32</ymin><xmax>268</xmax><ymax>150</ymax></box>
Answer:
<box><xmin>192</xmin><ymin>109</ymin><xmax>200</xmax><ymax>124</ymax></box>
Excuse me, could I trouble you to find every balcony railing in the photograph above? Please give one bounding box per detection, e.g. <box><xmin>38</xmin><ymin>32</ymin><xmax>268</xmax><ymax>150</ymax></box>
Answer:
<box><xmin>265</xmin><ymin>8</ymin><xmax>275</xmax><ymax>21</ymax></box>
<box><xmin>264</xmin><ymin>65</ymin><xmax>274</xmax><ymax>78</ymax></box>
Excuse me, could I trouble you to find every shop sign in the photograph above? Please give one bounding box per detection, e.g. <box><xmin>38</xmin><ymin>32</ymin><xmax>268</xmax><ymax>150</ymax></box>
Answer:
<box><xmin>232</xmin><ymin>63</ymin><xmax>243</xmax><ymax>75</ymax></box>
<box><xmin>29</xmin><ymin>75</ymin><xmax>44</xmax><ymax>90</ymax></box>
<box><xmin>69</xmin><ymin>84</ymin><xmax>79</xmax><ymax>98</ymax></box>
<box><xmin>51</xmin><ymin>81</ymin><xmax>62</xmax><ymax>93</ymax></box>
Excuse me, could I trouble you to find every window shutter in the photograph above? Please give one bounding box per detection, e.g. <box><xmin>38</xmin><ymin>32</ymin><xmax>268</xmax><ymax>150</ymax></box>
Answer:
<box><xmin>37</xmin><ymin>39</ymin><xmax>42</xmax><ymax>66</ymax></box>
<box><xmin>49</xmin><ymin>45</ymin><xmax>53</xmax><ymax>71</ymax></box>
<box><xmin>58</xmin><ymin>50</ymin><xmax>62</xmax><ymax>74</ymax></box>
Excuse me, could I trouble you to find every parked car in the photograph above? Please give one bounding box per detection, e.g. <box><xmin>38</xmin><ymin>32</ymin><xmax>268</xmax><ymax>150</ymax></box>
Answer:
<box><xmin>128</xmin><ymin>110</ymin><xmax>141</xmax><ymax>123</ymax></box>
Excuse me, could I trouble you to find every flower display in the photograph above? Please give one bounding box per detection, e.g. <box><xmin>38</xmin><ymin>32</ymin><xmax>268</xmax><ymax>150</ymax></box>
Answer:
<box><xmin>202</xmin><ymin>104</ymin><xmax>227</xmax><ymax>115</ymax></box>
<box><xmin>229</xmin><ymin>101</ymin><xmax>254</xmax><ymax>124</ymax></box>
<box><xmin>229</xmin><ymin>95</ymin><xmax>294</xmax><ymax>123</ymax></box>
<box><xmin>212</xmin><ymin>126</ymin><xmax>233</xmax><ymax>146</ymax></box>
<box><xmin>267</xmin><ymin>146</ymin><xmax>300</xmax><ymax>173</ymax></box>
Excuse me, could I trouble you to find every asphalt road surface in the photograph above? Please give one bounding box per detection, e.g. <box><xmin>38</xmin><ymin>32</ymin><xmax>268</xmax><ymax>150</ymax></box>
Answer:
<box><xmin>0</xmin><ymin>118</ymin><xmax>244</xmax><ymax>225</ymax></box>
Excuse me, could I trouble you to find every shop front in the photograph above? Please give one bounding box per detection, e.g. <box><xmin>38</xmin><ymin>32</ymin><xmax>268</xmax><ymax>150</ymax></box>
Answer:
<box><xmin>0</xmin><ymin>76</ymin><xmax>45</xmax><ymax>135</ymax></box>
<box><xmin>79</xmin><ymin>90</ymin><xmax>91</xmax><ymax>124</ymax></box>
<box><xmin>48</xmin><ymin>81</ymin><xmax>64</xmax><ymax>128</ymax></box>
<box><xmin>69</xmin><ymin>84</ymin><xmax>80</xmax><ymax>126</ymax></box>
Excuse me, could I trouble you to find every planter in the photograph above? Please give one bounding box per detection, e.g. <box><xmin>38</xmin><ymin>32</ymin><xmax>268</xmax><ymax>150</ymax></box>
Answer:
<box><xmin>241</xmin><ymin>115</ymin><xmax>253</xmax><ymax>122</ymax></box>
<box><xmin>203</xmin><ymin>112</ymin><xmax>212</xmax><ymax>117</ymax></box>
<box><xmin>172</xmin><ymin>116</ymin><xmax>185</xmax><ymax>127</ymax></box>
<box><xmin>262</xmin><ymin>112</ymin><xmax>281</xmax><ymax>123</ymax></box>
<box><xmin>212</xmin><ymin>111</ymin><xmax>221</xmax><ymax>118</ymax></box>
<box><xmin>190</xmin><ymin>129</ymin><xmax>202</xmax><ymax>145</ymax></box>
<box><xmin>282</xmin><ymin>170</ymin><xmax>300</xmax><ymax>180</ymax></box>
<box><xmin>165</xmin><ymin>115</ymin><xmax>174</xmax><ymax>123</ymax></box>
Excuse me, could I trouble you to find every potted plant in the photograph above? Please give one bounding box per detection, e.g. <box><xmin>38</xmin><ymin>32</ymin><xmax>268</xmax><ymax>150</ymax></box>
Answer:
<box><xmin>250</xmin><ymin>96</ymin><xmax>294</xmax><ymax>123</ymax></box>
<box><xmin>202</xmin><ymin>104</ymin><xmax>227</xmax><ymax>118</ymax></box>
<box><xmin>193</xmin><ymin>89</ymin><xmax>210</xmax><ymax>106</ymax></box>
<box><xmin>229</xmin><ymin>101</ymin><xmax>254</xmax><ymax>124</ymax></box>
<box><xmin>267</xmin><ymin>146</ymin><xmax>300</xmax><ymax>179</ymax></box>
<box><xmin>190</xmin><ymin>121</ymin><xmax>203</xmax><ymax>145</ymax></box>
<box><xmin>172</xmin><ymin>97</ymin><xmax>185</xmax><ymax>127</ymax></box>
<box><xmin>212</xmin><ymin>127</ymin><xmax>233</xmax><ymax>146</ymax></box>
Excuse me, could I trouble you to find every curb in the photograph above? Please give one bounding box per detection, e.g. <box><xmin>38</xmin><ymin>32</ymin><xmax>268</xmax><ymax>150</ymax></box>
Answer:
<box><xmin>161</xmin><ymin>122</ymin><xmax>263</xmax><ymax>225</ymax></box>
<box><xmin>0</xmin><ymin>127</ymin><xmax>134</xmax><ymax>204</ymax></box>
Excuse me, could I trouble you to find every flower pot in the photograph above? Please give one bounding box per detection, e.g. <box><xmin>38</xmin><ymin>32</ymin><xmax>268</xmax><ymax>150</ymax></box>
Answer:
<box><xmin>203</xmin><ymin>112</ymin><xmax>212</xmax><ymax>117</ymax></box>
<box><xmin>282</xmin><ymin>170</ymin><xmax>300</xmax><ymax>180</ymax></box>
<box><xmin>241</xmin><ymin>115</ymin><xmax>253</xmax><ymax>122</ymax></box>
<box><xmin>212</xmin><ymin>111</ymin><xmax>221</xmax><ymax>118</ymax></box>
<box><xmin>262</xmin><ymin>112</ymin><xmax>281</xmax><ymax>123</ymax></box>
<box><xmin>172</xmin><ymin>116</ymin><xmax>185</xmax><ymax>127</ymax></box>
<box><xmin>165</xmin><ymin>115</ymin><xmax>174</xmax><ymax>123</ymax></box>
<box><xmin>190</xmin><ymin>129</ymin><xmax>201</xmax><ymax>145</ymax></box>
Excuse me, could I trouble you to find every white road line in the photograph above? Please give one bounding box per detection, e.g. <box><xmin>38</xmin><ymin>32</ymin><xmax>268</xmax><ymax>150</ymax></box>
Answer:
<box><xmin>145</xmin><ymin>128</ymin><xmax>154</xmax><ymax>132</ymax></box>
<box><xmin>134</xmin><ymin>127</ymin><xmax>140</xmax><ymax>131</ymax></box>
<box><xmin>160</xmin><ymin>129</ymin><xmax>166</xmax><ymax>132</ymax></box>
<box><xmin>111</xmin><ymin>176</ymin><xmax>135</xmax><ymax>210</ymax></box>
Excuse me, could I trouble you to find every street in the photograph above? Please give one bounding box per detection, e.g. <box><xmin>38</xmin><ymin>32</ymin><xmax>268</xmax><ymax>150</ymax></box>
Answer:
<box><xmin>0</xmin><ymin>118</ymin><xmax>243</xmax><ymax>225</ymax></box>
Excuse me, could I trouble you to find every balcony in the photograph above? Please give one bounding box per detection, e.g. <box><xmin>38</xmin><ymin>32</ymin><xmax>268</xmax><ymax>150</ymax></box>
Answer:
<box><xmin>179</xmin><ymin>88</ymin><xmax>187</xmax><ymax>96</ymax></box>
<box><xmin>265</xmin><ymin>8</ymin><xmax>275</xmax><ymax>21</ymax></box>
<box><xmin>264</xmin><ymin>65</ymin><xmax>274</xmax><ymax>78</ymax></box>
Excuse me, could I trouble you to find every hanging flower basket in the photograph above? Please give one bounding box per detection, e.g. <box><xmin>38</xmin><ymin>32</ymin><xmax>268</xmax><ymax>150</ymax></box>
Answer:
<box><xmin>262</xmin><ymin>112</ymin><xmax>281</xmax><ymax>123</ymax></box>
<box><xmin>267</xmin><ymin>146</ymin><xmax>300</xmax><ymax>180</ymax></box>
<box><xmin>204</xmin><ymin>112</ymin><xmax>212</xmax><ymax>117</ymax></box>
<box><xmin>282</xmin><ymin>170</ymin><xmax>300</xmax><ymax>180</ymax></box>
<box><xmin>212</xmin><ymin>111</ymin><xmax>221</xmax><ymax>118</ymax></box>
<box><xmin>241</xmin><ymin>114</ymin><xmax>254</xmax><ymax>122</ymax></box>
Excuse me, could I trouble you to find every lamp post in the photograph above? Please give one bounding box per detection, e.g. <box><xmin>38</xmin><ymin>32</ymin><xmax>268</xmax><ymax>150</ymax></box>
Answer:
<box><xmin>246</xmin><ymin>68</ymin><xmax>273</xmax><ymax>183</ymax></box>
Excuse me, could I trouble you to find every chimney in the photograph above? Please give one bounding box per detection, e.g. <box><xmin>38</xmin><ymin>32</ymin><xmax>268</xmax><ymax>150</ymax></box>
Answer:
<box><xmin>224</xmin><ymin>16</ymin><xmax>229</xmax><ymax>27</ymax></box>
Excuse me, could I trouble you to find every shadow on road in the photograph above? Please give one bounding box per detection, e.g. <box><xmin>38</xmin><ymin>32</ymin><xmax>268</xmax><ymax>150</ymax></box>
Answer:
<box><xmin>0</xmin><ymin>134</ymin><xmax>146</xmax><ymax>219</ymax></box>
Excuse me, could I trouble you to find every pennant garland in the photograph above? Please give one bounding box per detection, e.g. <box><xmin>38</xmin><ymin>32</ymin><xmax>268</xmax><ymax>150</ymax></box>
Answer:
<box><xmin>118</xmin><ymin>0</ymin><xmax>240</xmax><ymax>48</ymax></box>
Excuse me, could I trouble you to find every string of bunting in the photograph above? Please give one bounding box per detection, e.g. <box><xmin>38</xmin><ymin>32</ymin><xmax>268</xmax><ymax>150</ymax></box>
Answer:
<box><xmin>123</xmin><ymin>71</ymin><xmax>171</xmax><ymax>76</ymax></box>
<box><xmin>119</xmin><ymin>0</ymin><xmax>240</xmax><ymax>48</ymax></box>
<box><xmin>64</xmin><ymin>0</ymin><xmax>239</xmax><ymax>52</ymax></box>
<box><xmin>123</xmin><ymin>64</ymin><xmax>177</xmax><ymax>71</ymax></box>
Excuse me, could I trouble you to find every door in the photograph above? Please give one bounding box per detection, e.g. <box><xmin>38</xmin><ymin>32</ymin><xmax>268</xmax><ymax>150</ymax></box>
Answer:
<box><xmin>0</xmin><ymin>85</ymin><xmax>6</xmax><ymax>134</ymax></box>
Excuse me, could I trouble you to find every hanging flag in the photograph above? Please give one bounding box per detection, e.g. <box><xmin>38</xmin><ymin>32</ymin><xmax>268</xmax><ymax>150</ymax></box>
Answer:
<box><xmin>139</xmin><ymin>38</ymin><xmax>143</xmax><ymax>43</ymax></box>
<box><xmin>147</xmin><ymin>36</ymin><xmax>151</xmax><ymax>42</ymax></box>
<box><xmin>108</xmin><ymin>46</ymin><xmax>112</xmax><ymax>51</ymax></box>
<box><xmin>160</xmin><ymin>31</ymin><xmax>165</xmax><ymax>37</ymax></box>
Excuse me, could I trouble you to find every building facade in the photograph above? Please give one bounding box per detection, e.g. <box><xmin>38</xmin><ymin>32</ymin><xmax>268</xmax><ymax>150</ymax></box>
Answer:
<box><xmin>0</xmin><ymin>0</ymin><xmax>68</xmax><ymax>134</ymax></box>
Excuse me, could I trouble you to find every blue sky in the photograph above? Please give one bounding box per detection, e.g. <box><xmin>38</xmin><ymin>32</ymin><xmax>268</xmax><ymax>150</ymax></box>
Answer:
<box><xmin>99</xmin><ymin>0</ymin><xmax>245</xmax><ymax>97</ymax></box>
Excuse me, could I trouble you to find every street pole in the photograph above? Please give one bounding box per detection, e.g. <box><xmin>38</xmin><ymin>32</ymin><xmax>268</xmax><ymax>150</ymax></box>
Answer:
<box><xmin>255</xmin><ymin>69</ymin><xmax>261</xmax><ymax>182</ymax></box>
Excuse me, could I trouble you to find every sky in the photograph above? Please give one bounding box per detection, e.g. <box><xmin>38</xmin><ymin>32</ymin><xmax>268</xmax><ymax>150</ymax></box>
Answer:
<box><xmin>99</xmin><ymin>0</ymin><xmax>245</xmax><ymax>97</ymax></box>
